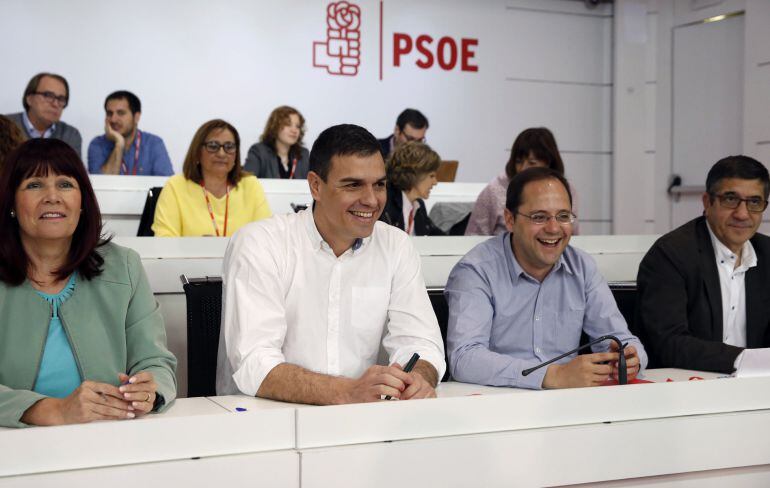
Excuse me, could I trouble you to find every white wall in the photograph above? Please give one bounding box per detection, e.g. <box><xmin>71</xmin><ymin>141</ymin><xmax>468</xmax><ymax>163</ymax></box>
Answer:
<box><xmin>614</xmin><ymin>0</ymin><xmax>770</xmax><ymax>235</ymax></box>
<box><xmin>0</xmin><ymin>0</ymin><xmax>614</xmax><ymax>234</ymax></box>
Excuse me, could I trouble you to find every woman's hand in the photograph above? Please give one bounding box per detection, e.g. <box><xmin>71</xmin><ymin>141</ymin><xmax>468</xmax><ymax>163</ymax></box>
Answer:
<box><xmin>21</xmin><ymin>381</ymin><xmax>135</xmax><ymax>426</ymax></box>
<box><xmin>118</xmin><ymin>372</ymin><xmax>158</xmax><ymax>416</ymax></box>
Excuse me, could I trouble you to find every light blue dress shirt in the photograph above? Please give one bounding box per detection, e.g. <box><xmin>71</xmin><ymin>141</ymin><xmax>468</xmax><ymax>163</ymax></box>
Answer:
<box><xmin>33</xmin><ymin>275</ymin><xmax>82</xmax><ymax>398</ymax></box>
<box><xmin>445</xmin><ymin>234</ymin><xmax>648</xmax><ymax>390</ymax></box>
<box><xmin>22</xmin><ymin>111</ymin><xmax>55</xmax><ymax>139</ymax></box>
<box><xmin>87</xmin><ymin>130</ymin><xmax>174</xmax><ymax>176</ymax></box>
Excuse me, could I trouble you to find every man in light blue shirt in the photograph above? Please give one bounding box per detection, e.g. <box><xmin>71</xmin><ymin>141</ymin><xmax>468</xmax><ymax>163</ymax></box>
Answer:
<box><xmin>445</xmin><ymin>167</ymin><xmax>647</xmax><ymax>389</ymax></box>
<box><xmin>87</xmin><ymin>90</ymin><xmax>173</xmax><ymax>176</ymax></box>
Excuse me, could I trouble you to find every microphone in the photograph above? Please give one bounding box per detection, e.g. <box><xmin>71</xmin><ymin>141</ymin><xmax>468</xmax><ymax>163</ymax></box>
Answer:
<box><xmin>521</xmin><ymin>335</ymin><xmax>628</xmax><ymax>385</ymax></box>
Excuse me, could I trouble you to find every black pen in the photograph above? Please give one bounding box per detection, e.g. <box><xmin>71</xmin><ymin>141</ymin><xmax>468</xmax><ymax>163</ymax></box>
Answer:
<box><xmin>385</xmin><ymin>352</ymin><xmax>420</xmax><ymax>400</ymax></box>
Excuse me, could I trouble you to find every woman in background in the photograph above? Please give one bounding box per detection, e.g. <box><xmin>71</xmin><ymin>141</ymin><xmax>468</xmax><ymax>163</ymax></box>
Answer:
<box><xmin>0</xmin><ymin>114</ymin><xmax>26</xmax><ymax>168</ymax></box>
<box><xmin>153</xmin><ymin>119</ymin><xmax>271</xmax><ymax>236</ymax></box>
<box><xmin>243</xmin><ymin>106</ymin><xmax>309</xmax><ymax>179</ymax></box>
<box><xmin>465</xmin><ymin>127</ymin><xmax>577</xmax><ymax>235</ymax></box>
<box><xmin>380</xmin><ymin>141</ymin><xmax>445</xmax><ymax>236</ymax></box>
<box><xmin>0</xmin><ymin>139</ymin><xmax>177</xmax><ymax>428</ymax></box>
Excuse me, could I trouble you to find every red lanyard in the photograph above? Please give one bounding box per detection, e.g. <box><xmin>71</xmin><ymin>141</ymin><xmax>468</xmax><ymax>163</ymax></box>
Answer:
<box><xmin>289</xmin><ymin>157</ymin><xmax>298</xmax><ymax>179</ymax></box>
<box><xmin>201</xmin><ymin>183</ymin><xmax>230</xmax><ymax>237</ymax></box>
<box><xmin>120</xmin><ymin>130</ymin><xmax>142</xmax><ymax>175</ymax></box>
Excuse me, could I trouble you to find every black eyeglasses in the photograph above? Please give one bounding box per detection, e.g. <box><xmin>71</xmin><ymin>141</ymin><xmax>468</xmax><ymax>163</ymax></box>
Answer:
<box><xmin>404</xmin><ymin>134</ymin><xmax>426</xmax><ymax>143</ymax></box>
<box><xmin>710</xmin><ymin>192</ymin><xmax>768</xmax><ymax>213</ymax></box>
<box><xmin>516</xmin><ymin>211</ymin><xmax>576</xmax><ymax>225</ymax></box>
<box><xmin>202</xmin><ymin>141</ymin><xmax>237</xmax><ymax>154</ymax></box>
<box><xmin>33</xmin><ymin>91</ymin><xmax>68</xmax><ymax>107</ymax></box>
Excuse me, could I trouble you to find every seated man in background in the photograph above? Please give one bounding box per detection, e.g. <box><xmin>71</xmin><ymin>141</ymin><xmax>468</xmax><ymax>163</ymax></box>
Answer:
<box><xmin>87</xmin><ymin>90</ymin><xmax>173</xmax><ymax>176</ymax></box>
<box><xmin>5</xmin><ymin>72</ymin><xmax>82</xmax><ymax>157</ymax></box>
<box><xmin>378</xmin><ymin>108</ymin><xmax>429</xmax><ymax>160</ymax></box>
<box><xmin>445</xmin><ymin>167</ymin><xmax>646</xmax><ymax>389</ymax></box>
<box><xmin>637</xmin><ymin>156</ymin><xmax>770</xmax><ymax>373</ymax></box>
<box><xmin>217</xmin><ymin>123</ymin><xmax>445</xmax><ymax>403</ymax></box>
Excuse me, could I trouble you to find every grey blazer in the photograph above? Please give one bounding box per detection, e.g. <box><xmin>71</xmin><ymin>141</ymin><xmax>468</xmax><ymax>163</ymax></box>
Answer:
<box><xmin>243</xmin><ymin>142</ymin><xmax>309</xmax><ymax>179</ymax></box>
<box><xmin>6</xmin><ymin>111</ymin><xmax>83</xmax><ymax>158</ymax></box>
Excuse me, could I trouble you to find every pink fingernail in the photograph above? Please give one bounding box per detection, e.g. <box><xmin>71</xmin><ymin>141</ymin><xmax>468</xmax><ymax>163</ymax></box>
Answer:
<box><xmin>119</xmin><ymin>386</ymin><xmax>126</xmax><ymax>392</ymax></box>
<box><xmin>127</xmin><ymin>412</ymin><xmax>135</xmax><ymax>419</ymax></box>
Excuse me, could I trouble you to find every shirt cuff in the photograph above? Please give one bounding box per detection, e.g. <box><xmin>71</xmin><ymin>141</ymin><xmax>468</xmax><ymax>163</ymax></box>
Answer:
<box><xmin>514</xmin><ymin>363</ymin><xmax>549</xmax><ymax>390</ymax></box>
<box><xmin>232</xmin><ymin>353</ymin><xmax>285</xmax><ymax>397</ymax></box>
<box><xmin>392</xmin><ymin>348</ymin><xmax>446</xmax><ymax>384</ymax></box>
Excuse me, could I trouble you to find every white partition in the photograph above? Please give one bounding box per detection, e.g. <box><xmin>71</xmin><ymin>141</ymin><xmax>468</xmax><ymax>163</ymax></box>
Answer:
<box><xmin>92</xmin><ymin>175</ymin><xmax>485</xmax><ymax>237</ymax></box>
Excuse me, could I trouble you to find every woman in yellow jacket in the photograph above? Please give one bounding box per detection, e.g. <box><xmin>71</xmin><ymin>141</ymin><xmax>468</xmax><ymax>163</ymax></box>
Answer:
<box><xmin>153</xmin><ymin>119</ymin><xmax>272</xmax><ymax>236</ymax></box>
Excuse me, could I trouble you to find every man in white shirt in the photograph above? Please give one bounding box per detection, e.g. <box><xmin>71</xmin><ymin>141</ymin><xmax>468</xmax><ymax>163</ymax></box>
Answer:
<box><xmin>216</xmin><ymin>124</ymin><xmax>445</xmax><ymax>403</ymax></box>
<box><xmin>637</xmin><ymin>155</ymin><xmax>770</xmax><ymax>373</ymax></box>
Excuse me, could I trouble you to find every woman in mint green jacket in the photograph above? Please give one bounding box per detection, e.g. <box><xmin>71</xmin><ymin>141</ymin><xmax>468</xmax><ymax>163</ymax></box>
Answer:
<box><xmin>0</xmin><ymin>139</ymin><xmax>177</xmax><ymax>428</ymax></box>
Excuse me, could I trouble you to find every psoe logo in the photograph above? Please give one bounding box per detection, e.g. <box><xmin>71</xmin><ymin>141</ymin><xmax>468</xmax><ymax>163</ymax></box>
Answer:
<box><xmin>312</xmin><ymin>1</ymin><xmax>361</xmax><ymax>76</ymax></box>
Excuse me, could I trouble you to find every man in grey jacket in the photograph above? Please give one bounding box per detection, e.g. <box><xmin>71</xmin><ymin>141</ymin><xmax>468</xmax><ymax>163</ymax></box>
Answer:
<box><xmin>6</xmin><ymin>73</ymin><xmax>82</xmax><ymax>157</ymax></box>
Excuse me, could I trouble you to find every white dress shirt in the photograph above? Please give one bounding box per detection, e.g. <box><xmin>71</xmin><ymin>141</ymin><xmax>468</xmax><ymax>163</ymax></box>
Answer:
<box><xmin>401</xmin><ymin>191</ymin><xmax>420</xmax><ymax>236</ymax></box>
<box><xmin>216</xmin><ymin>209</ymin><xmax>446</xmax><ymax>396</ymax></box>
<box><xmin>706</xmin><ymin>222</ymin><xmax>757</xmax><ymax>348</ymax></box>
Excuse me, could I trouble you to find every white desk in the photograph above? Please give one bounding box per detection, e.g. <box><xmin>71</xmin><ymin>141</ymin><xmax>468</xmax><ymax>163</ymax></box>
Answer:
<box><xmin>4</xmin><ymin>370</ymin><xmax>770</xmax><ymax>487</ymax></box>
<box><xmin>0</xmin><ymin>397</ymin><xmax>298</xmax><ymax>487</ymax></box>
<box><xmin>294</xmin><ymin>370</ymin><xmax>770</xmax><ymax>487</ymax></box>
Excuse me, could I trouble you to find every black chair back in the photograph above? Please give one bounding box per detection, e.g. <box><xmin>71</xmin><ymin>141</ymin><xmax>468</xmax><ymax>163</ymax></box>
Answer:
<box><xmin>181</xmin><ymin>276</ymin><xmax>223</xmax><ymax>397</ymax></box>
<box><xmin>137</xmin><ymin>186</ymin><xmax>164</xmax><ymax>236</ymax></box>
<box><xmin>427</xmin><ymin>289</ymin><xmax>451</xmax><ymax>382</ymax></box>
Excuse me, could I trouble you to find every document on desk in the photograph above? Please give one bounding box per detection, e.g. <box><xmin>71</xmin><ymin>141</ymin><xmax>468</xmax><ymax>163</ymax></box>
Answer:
<box><xmin>734</xmin><ymin>348</ymin><xmax>770</xmax><ymax>378</ymax></box>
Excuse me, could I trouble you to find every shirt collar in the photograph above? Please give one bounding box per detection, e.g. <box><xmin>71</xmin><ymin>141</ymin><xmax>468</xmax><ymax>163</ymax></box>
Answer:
<box><xmin>503</xmin><ymin>232</ymin><xmax>572</xmax><ymax>284</ymax></box>
<box><xmin>22</xmin><ymin>111</ymin><xmax>55</xmax><ymax>138</ymax></box>
<box><xmin>706</xmin><ymin>220</ymin><xmax>758</xmax><ymax>270</ymax></box>
<box><xmin>401</xmin><ymin>191</ymin><xmax>420</xmax><ymax>212</ymax></box>
<box><xmin>303</xmin><ymin>207</ymin><xmax>368</xmax><ymax>256</ymax></box>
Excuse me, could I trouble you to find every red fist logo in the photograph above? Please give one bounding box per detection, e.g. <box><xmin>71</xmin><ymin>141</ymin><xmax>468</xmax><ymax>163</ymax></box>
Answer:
<box><xmin>313</xmin><ymin>1</ymin><xmax>362</xmax><ymax>76</ymax></box>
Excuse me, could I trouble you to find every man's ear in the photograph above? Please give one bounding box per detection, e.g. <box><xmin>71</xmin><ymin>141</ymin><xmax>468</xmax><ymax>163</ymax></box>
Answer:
<box><xmin>134</xmin><ymin>111</ymin><xmax>142</xmax><ymax>126</ymax></box>
<box><xmin>307</xmin><ymin>171</ymin><xmax>322</xmax><ymax>201</ymax></box>
<box><xmin>503</xmin><ymin>208</ymin><xmax>515</xmax><ymax>233</ymax></box>
<box><xmin>701</xmin><ymin>192</ymin><xmax>711</xmax><ymax>215</ymax></box>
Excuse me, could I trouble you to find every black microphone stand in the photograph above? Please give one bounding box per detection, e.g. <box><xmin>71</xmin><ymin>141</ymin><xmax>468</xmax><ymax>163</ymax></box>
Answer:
<box><xmin>521</xmin><ymin>335</ymin><xmax>628</xmax><ymax>385</ymax></box>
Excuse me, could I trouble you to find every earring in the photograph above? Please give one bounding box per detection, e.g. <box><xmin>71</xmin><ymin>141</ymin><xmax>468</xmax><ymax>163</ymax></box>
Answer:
<box><xmin>9</xmin><ymin>210</ymin><xmax>15</xmax><ymax>218</ymax></box>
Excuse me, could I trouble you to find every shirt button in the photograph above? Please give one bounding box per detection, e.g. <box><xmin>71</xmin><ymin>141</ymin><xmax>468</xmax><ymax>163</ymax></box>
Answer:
<box><xmin>535</xmin><ymin>316</ymin><xmax>541</xmax><ymax>321</ymax></box>
<box><xmin>535</xmin><ymin>347</ymin><xmax>542</xmax><ymax>353</ymax></box>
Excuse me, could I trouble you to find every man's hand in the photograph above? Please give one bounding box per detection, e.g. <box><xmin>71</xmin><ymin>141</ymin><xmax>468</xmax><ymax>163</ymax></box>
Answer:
<box><xmin>542</xmin><ymin>352</ymin><xmax>618</xmax><ymax>389</ymax></box>
<box><xmin>609</xmin><ymin>343</ymin><xmax>641</xmax><ymax>381</ymax></box>
<box><xmin>104</xmin><ymin>117</ymin><xmax>125</xmax><ymax>147</ymax></box>
<box><xmin>21</xmin><ymin>380</ymin><xmax>134</xmax><ymax>426</ymax></box>
<box><xmin>342</xmin><ymin>364</ymin><xmax>412</xmax><ymax>403</ymax></box>
<box><xmin>399</xmin><ymin>360</ymin><xmax>437</xmax><ymax>400</ymax></box>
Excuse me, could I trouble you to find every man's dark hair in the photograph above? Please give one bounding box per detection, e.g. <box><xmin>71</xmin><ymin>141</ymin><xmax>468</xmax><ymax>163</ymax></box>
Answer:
<box><xmin>22</xmin><ymin>73</ymin><xmax>70</xmax><ymax>111</ymax></box>
<box><xmin>105</xmin><ymin>90</ymin><xmax>141</xmax><ymax>114</ymax></box>
<box><xmin>706</xmin><ymin>155</ymin><xmax>770</xmax><ymax>199</ymax></box>
<box><xmin>506</xmin><ymin>167</ymin><xmax>573</xmax><ymax>215</ymax></box>
<box><xmin>309</xmin><ymin>124</ymin><xmax>382</xmax><ymax>181</ymax></box>
<box><xmin>395</xmin><ymin>109</ymin><xmax>429</xmax><ymax>131</ymax></box>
